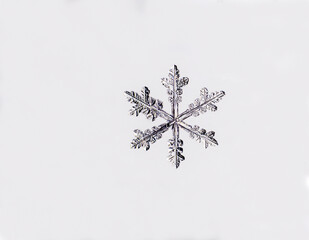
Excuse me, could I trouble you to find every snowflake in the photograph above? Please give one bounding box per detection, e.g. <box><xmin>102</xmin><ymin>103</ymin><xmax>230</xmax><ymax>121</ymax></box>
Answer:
<box><xmin>124</xmin><ymin>65</ymin><xmax>225</xmax><ymax>168</ymax></box>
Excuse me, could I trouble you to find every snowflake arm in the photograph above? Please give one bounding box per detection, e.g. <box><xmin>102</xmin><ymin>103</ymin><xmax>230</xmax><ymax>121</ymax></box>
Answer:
<box><xmin>131</xmin><ymin>122</ymin><xmax>171</xmax><ymax>151</ymax></box>
<box><xmin>161</xmin><ymin>65</ymin><xmax>189</xmax><ymax>113</ymax></box>
<box><xmin>125</xmin><ymin>86</ymin><xmax>173</xmax><ymax>121</ymax></box>
<box><xmin>178</xmin><ymin>89</ymin><xmax>225</xmax><ymax>121</ymax></box>
<box><xmin>168</xmin><ymin>124</ymin><xmax>185</xmax><ymax>169</ymax></box>
<box><xmin>178</xmin><ymin>121</ymin><xmax>218</xmax><ymax>149</ymax></box>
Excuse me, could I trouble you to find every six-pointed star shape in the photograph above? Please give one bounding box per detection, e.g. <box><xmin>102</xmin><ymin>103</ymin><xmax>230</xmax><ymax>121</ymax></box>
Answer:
<box><xmin>125</xmin><ymin>65</ymin><xmax>225</xmax><ymax>168</ymax></box>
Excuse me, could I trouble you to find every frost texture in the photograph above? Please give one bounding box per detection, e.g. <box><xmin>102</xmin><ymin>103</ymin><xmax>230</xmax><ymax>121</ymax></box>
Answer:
<box><xmin>125</xmin><ymin>65</ymin><xmax>225</xmax><ymax>168</ymax></box>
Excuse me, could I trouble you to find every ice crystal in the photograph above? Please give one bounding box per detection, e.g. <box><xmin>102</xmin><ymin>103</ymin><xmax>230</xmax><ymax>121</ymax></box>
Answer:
<box><xmin>125</xmin><ymin>65</ymin><xmax>225</xmax><ymax>168</ymax></box>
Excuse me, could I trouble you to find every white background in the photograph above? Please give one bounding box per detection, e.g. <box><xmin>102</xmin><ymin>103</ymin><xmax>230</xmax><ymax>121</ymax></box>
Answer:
<box><xmin>0</xmin><ymin>0</ymin><xmax>309</xmax><ymax>240</ymax></box>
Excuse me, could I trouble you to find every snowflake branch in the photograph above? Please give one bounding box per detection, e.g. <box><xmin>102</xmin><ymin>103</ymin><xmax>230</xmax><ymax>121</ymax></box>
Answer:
<box><xmin>178</xmin><ymin>121</ymin><xmax>218</xmax><ymax>148</ymax></box>
<box><xmin>131</xmin><ymin>123</ymin><xmax>171</xmax><ymax>151</ymax></box>
<box><xmin>125</xmin><ymin>87</ymin><xmax>173</xmax><ymax>121</ymax></box>
<box><xmin>168</xmin><ymin>123</ymin><xmax>185</xmax><ymax>169</ymax></box>
<box><xmin>177</xmin><ymin>90</ymin><xmax>225</xmax><ymax>121</ymax></box>
<box><xmin>161</xmin><ymin>65</ymin><xmax>189</xmax><ymax>106</ymax></box>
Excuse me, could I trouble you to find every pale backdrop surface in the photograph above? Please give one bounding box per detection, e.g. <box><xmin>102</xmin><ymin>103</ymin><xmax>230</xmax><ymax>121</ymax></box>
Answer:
<box><xmin>0</xmin><ymin>0</ymin><xmax>309</xmax><ymax>240</ymax></box>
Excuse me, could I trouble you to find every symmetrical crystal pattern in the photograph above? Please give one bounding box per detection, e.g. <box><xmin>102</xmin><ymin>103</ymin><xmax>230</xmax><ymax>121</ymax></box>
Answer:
<box><xmin>125</xmin><ymin>65</ymin><xmax>225</xmax><ymax>168</ymax></box>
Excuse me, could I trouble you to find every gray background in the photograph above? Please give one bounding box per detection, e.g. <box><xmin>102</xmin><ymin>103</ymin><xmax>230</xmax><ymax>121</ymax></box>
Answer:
<box><xmin>0</xmin><ymin>0</ymin><xmax>309</xmax><ymax>240</ymax></box>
